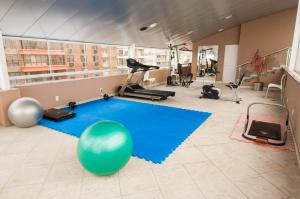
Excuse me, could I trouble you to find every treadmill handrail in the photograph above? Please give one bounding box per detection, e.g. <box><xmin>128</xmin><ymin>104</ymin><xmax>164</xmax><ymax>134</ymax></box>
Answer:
<box><xmin>127</xmin><ymin>58</ymin><xmax>159</xmax><ymax>73</ymax></box>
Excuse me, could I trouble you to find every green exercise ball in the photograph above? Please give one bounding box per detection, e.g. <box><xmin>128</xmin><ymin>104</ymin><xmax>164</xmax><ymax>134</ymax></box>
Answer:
<box><xmin>77</xmin><ymin>120</ymin><xmax>133</xmax><ymax>176</ymax></box>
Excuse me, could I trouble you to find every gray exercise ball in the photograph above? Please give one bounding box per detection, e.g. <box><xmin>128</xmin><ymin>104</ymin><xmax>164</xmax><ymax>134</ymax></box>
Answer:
<box><xmin>8</xmin><ymin>97</ymin><xmax>43</xmax><ymax>128</ymax></box>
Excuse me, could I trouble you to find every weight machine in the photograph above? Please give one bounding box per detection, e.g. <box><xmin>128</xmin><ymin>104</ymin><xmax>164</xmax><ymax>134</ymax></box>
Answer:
<box><xmin>167</xmin><ymin>43</ymin><xmax>193</xmax><ymax>87</ymax></box>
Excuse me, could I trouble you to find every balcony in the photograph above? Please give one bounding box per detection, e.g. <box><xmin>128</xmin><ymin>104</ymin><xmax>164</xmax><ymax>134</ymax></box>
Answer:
<box><xmin>20</xmin><ymin>65</ymin><xmax>68</xmax><ymax>72</ymax></box>
<box><xmin>18</xmin><ymin>49</ymin><xmax>66</xmax><ymax>56</ymax></box>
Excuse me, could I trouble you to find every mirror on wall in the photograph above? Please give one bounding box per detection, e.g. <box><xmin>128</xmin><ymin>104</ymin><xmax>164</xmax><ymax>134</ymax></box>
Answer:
<box><xmin>197</xmin><ymin>45</ymin><xmax>219</xmax><ymax>83</ymax></box>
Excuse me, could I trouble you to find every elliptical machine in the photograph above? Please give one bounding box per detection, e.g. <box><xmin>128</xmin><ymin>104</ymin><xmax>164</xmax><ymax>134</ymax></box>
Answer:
<box><xmin>200</xmin><ymin>74</ymin><xmax>247</xmax><ymax>104</ymax></box>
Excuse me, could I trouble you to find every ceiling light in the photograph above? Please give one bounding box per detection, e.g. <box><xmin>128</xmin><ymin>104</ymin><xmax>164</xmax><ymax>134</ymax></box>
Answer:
<box><xmin>225</xmin><ymin>15</ymin><xmax>233</xmax><ymax>20</ymax></box>
<box><xmin>140</xmin><ymin>26</ymin><xmax>148</xmax><ymax>31</ymax></box>
<box><xmin>149</xmin><ymin>23</ymin><xmax>158</xmax><ymax>28</ymax></box>
<box><xmin>218</xmin><ymin>28</ymin><xmax>224</xmax><ymax>32</ymax></box>
<box><xmin>187</xmin><ymin>31</ymin><xmax>193</xmax><ymax>35</ymax></box>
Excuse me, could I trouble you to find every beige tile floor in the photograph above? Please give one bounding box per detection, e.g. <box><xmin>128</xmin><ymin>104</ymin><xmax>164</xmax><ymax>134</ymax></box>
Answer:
<box><xmin>0</xmin><ymin>80</ymin><xmax>299</xmax><ymax>199</ymax></box>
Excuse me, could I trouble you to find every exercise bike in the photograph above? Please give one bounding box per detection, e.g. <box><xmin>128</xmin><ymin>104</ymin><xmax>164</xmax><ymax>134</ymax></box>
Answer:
<box><xmin>200</xmin><ymin>74</ymin><xmax>247</xmax><ymax>104</ymax></box>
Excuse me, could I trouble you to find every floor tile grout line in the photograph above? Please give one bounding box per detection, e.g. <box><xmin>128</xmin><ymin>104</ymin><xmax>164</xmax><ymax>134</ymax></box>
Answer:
<box><xmin>34</xmin><ymin>140</ymin><xmax>67</xmax><ymax>199</ymax></box>
<box><xmin>0</xmin><ymin>131</ymin><xmax>53</xmax><ymax>194</ymax></box>
<box><xmin>181</xmin><ymin>162</ymin><xmax>209</xmax><ymax>199</ymax></box>
<box><xmin>206</xmin><ymin>158</ymin><xmax>251</xmax><ymax>199</ymax></box>
<box><xmin>117</xmin><ymin>171</ymin><xmax>123</xmax><ymax>198</ymax></box>
<box><xmin>149</xmin><ymin>164</ymin><xmax>168</xmax><ymax>199</ymax></box>
<box><xmin>77</xmin><ymin>164</ymin><xmax>86</xmax><ymax>199</ymax></box>
<box><xmin>261</xmin><ymin>172</ymin><xmax>293</xmax><ymax>198</ymax></box>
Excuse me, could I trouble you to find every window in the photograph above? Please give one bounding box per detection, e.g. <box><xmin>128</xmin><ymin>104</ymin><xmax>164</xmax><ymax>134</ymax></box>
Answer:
<box><xmin>2</xmin><ymin>38</ymin><xmax>151</xmax><ymax>86</ymax></box>
<box><xmin>294</xmin><ymin>41</ymin><xmax>300</xmax><ymax>73</ymax></box>
<box><xmin>6</xmin><ymin>55</ymin><xmax>19</xmax><ymax>67</ymax></box>
<box><xmin>116</xmin><ymin>46</ymin><xmax>129</xmax><ymax>68</ymax></box>
<box><xmin>51</xmin><ymin>56</ymin><xmax>65</xmax><ymax>65</ymax></box>
<box><xmin>93</xmin><ymin>56</ymin><xmax>98</xmax><ymax>62</ymax></box>
<box><xmin>67</xmin><ymin>55</ymin><xmax>74</xmax><ymax>63</ymax></box>
<box><xmin>134</xmin><ymin>47</ymin><xmax>169</xmax><ymax>67</ymax></box>
<box><xmin>178</xmin><ymin>51</ymin><xmax>192</xmax><ymax>65</ymax></box>
<box><xmin>290</xmin><ymin>5</ymin><xmax>300</xmax><ymax>74</ymax></box>
<box><xmin>80</xmin><ymin>55</ymin><xmax>85</xmax><ymax>63</ymax></box>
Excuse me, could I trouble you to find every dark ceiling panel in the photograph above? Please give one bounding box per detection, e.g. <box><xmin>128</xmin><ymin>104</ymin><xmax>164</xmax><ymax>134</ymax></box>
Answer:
<box><xmin>0</xmin><ymin>0</ymin><xmax>297</xmax><ymax>48</ymax></box>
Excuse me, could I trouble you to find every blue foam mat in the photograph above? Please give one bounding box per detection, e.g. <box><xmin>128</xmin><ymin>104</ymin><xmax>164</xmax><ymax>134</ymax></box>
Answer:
<box><xmin>40</xmin><ymin>98</ymin><xmax>211</xmax><ymax>163</ymax></box>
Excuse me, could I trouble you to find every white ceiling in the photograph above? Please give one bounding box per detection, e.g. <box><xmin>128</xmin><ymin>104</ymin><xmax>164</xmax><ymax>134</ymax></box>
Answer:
<box><xmin>0</xmin><ymin>0</ymin><xmax>298</xmax><ymax>48</ymax></box>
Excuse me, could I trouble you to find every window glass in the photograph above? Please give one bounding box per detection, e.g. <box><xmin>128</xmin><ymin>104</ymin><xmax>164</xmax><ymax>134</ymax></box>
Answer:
<box><xmin>178</xmin><ymin>51</ymin><xmax>192</xmax><ymax>65</ymax></box>
<box><xmin>135</xmin><ymin>47</ymin><xmax>169</xmax><ymax>67</ymax></box>
<box><xmin>4</xmin><ymin>38</ymin><xmax>51</xmax><ymax>85</ymax></box>
<box><xmin>295</xmin><ymin>41</ymin><xmax>300</xmax><ymax>73</ymax></box>
<box><xmin>3</xmin><ymin>38</ymin><xmax>129</xmax><ymax>86</ymax></box>
<box><xmin>117</xmin><ymin>46</ymin><xmax>129</xmax><ymax>68</ymax></box>
<box><xmin>3</xmin><ymin>38</ymin><xmax>173</xmax><ymax>86</ymax></box>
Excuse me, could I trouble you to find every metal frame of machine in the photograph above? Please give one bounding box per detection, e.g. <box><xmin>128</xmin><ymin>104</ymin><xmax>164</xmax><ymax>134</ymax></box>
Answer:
<box><xmin>119</xmin><ymin>59</ymin><xmax>175</xmax><ymax>100</ymax></box>
<box><xmin>242</xmin><ymin>102</ymin><xmax>289</xmax><ymax>146</ymax></box>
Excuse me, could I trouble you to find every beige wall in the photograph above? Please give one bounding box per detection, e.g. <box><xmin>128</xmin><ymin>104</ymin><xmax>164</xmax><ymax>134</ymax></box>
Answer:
<box><xmin>284</xmin><ymin>73</ymin><xmax>300</xmax><ymax>159</ymax></box>
<box><xmin>0</xmin><ymin>69</ymin><xmax>168</xmax><ymax>126</ymax></box>
<box><xmin>192</xmin><ymin>26</ymin><xmax>241</xmax><ymax>81</ymax></box>
<box><xmin>19</xmin><ymin>69</ymin><xmax>169</xmax><ymax>110</ymax></box>
<box><xmin>192</xmin><ymin>8</ymin><xmax>297</xmax><ymax>82</ymax></box>
<box><xmin>238</xmin><ymin>8</ymin><xmax>297</xmax><ymax>65</ymax></box>
<box><xmin>0</xmin><ymin>89</ymin><xmax>21</xmax><ymax>126</ymax></box>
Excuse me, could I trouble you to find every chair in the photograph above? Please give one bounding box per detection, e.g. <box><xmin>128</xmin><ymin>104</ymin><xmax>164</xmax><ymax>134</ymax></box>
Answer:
<box><xmin>143</xmin><ymin>71</ymin><xmax>156</xmax><ymax>87</ymax></box>
<box><xmin>265</xmin><ymin>74</ymin><xmax>287</xmax><ymax>101</ymax></box>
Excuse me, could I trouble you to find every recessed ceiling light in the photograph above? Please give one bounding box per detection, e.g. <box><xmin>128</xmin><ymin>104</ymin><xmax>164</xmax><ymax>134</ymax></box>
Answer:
<box><xmin>218</xmin><ymin>28</ymin><xmax>224</xmax><ymax>32</ymax></box>
<box><xmin>140</xmin><ymin>26</ymin><xmax>148</xmax><ymax>31</ymax></box>
<box><xmin>187</xmin><ymin>31</ymin><xmax>193</xmax><ymax>35</ymax></box>
<box><xmin>149</xmin><ymin>23</ymin><xmax>158</xmax><ymax>28</ymax></box>
<box><xmin>225</xmin><ymin>15</ymin><xmax>233</xmax><ymax>20</ymax></box>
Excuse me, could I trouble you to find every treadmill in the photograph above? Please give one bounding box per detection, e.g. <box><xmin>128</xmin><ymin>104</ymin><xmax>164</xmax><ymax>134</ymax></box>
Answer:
<box><xmin>118</xmin><ymin>59</ymin><xmax>176</xmax><ymax>100</ymax></box>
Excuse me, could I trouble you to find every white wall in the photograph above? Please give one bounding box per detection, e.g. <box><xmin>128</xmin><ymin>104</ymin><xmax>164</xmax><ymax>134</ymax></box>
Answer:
<box><xmin>0</xmin><ymin>32</ymin><xmax>10</xmax><ymax>90</ymax></box>
<box><xmin>290</xmin><ymin>5</ymin><xmax>300</xmax><ymax>72</ymax></box>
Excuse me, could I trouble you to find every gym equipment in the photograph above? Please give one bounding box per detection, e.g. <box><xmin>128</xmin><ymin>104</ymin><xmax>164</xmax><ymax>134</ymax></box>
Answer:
<box><xmin>77</xmin><ymin>120</ymin><xmax>132</xmax><ymax>175</ymax></box>
<box><xmin>40</xmin><ymin>98</ymin><xmax>211</xmax><ymax>163</ymax></box>
<box><xmin>177</xmin><ymin>63</ymin><xmax>193</xmax><ymax>87</ymax></box>
<box><xmin>8</xmin><ymin>97</ymin><xmax>43</xmax><ymax>128</ymax></box>
<box><xmin>197</xmin><ymin>48</ymin><xmax>218</xmax><ymax>77</ymax></box>
<box><xmin>243</xmin><ymin>103</ymin><xmax>289</xmax><ymax>146</ymax></box>
<box><xmin>167</xmin><ymin>44</ymin><xmax>179</xmax><ymax>86</ymax></box>
<box><xmin>103</xmin><ymin>94</ymin><xmax>111</xmax><ymax>100</ymax></box>
<box><xmin>43</xmin><ymin>108</ymin><xmax>76</xmax><ymax>121</ymax></box>
<box><xmin>209</xmin><ymin>59</ymin><xmax>218</xmax><ymax>75</ymax></box>
<box><xmin>200</xmin><ymin>74</ymin><xmax>247</xmax><ymax>104</ymax></box>
<box><xmin>68</xmin><ymin>101</ymin><xmax>77</xmax><ymax>110</ymax></box>
<box><xmin>223</xmin><ymin>74</ymin><xmax>246</xmax><ymax>104</ymax></box>
<box><xmin>167</xmin><ymin>43</ymin><xmax>193</xmax><ymax>87</ymax></box>
<box><xmin>118</xmin><ymin>58</ymin><xmax>175</xmax><ymax>100</ymax></box>
<box><xmin>201</xmin><ymin>84</ymin><xmax>221</xmax><ymax>99</ymax></box>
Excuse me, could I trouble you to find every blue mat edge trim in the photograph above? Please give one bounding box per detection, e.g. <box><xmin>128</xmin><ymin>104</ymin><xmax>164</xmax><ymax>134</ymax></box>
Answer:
<box><xmin>60</xmin><ymin>97</ymin><xmax>212</xmax><ymax>116</ymax></box>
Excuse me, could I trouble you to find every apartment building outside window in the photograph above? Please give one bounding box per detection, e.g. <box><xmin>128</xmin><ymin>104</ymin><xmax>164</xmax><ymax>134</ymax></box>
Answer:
<box><xmin>133</xmin><ymin>47</ymin><xmax>169</xmax><ymax>67</ymax></box>
<box><xmin>2</xmin><ymin>37</ymin><xmax>170</xmax><ymax>87</ymax></box>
